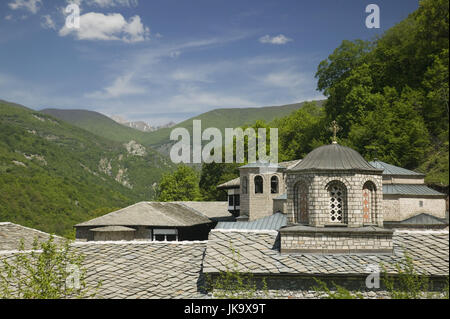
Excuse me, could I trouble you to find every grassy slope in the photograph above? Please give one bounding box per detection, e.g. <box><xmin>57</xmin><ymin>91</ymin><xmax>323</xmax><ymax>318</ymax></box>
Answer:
<box><xmin>0</xmin><ymin>101</ymin><xmax>174</xmax><ymax>237</ymax></box>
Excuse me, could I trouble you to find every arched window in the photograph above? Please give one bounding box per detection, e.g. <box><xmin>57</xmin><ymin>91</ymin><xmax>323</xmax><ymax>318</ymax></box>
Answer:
<box><xmin>363</xmin><ymin>181</ymin><xmax>377</xmax><ymax>224</ymax></box>
<box><xmin>254</xmin><ymin>176</ymin><xmax>263</xmax><ymax>194</ymax></box>
<box><xmin>327</xmin><ymin>181</ymin><xmax>347</xmax><ymax>224</ymax></box>
<box><xmin>294</xmin><ymin>182</ymin><xmax>309</xmax><ymax>224</ymax></box>
<box><xmin>241</xmin><ymin>177</ymin><xmax>248</xmax><ymax>194</ymax></box>
<box><xmin>271</xmin><ymin>176</ymin><xmax>279</xmax><ymax>194</ymax></box>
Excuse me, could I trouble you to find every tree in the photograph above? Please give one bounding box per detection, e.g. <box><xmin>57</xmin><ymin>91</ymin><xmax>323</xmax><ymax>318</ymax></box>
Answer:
<box><xmin>0</xmin><ymin>236</ymin><xmax>100</xmax><ymax>299</ymax></box>
<box><xmin>205</xmin><ymin>244</ymin><xmax>268</xmax><ymax>299</ymax></box>
<box><xmin>157</xmin><ymin>165</ymin><xmax>202</xmax><ymax>201</ymax></box>
<box><xmin>199</xmin><ymin>162</ymin><xmax>239</xmax><ymax>201</ymax></box>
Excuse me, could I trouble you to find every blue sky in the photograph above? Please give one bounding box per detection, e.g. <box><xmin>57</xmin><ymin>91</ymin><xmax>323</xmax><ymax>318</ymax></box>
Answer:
<box><xmin>0</xmin><ymin>0</ymin><xmax>419</xmax><ymax>125</ymax></box>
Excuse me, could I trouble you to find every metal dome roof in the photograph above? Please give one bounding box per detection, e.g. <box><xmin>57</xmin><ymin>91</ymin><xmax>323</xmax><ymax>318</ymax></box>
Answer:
<box><xmin>289</xmin><ymin>143</ymin><xmax>382</xmax><ymax>172</ymax></box>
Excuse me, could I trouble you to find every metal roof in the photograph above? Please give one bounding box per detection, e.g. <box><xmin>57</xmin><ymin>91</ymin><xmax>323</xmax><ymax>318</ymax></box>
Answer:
<box><xmin>396</xmin><ymin>213</ymin><xmax>448</xmax><ymax>226</ymax></box>
<box><xmin>289</xmin><ymin>143</ymin><xmax>381</xmax><ymax>172</ymax></box>
<box><xmin>383</xmin><ymin>184</ymin><xmax>445</xmax><ymax>196</ymax></box>
<box><xmin>215</xmin><ymin>213</ymin><xmax>287</xmax><ymax>231</ymax></box>
<box><xmin>369</xmin><ymin>160</ymin><xmax>425</xmax><ymax>176</ymax></box>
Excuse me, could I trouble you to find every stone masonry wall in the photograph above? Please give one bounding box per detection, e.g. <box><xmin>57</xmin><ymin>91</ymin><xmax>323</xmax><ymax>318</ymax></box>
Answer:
<box><xmin>286</xmin><ymin>171</ymin><xmax>384</xmax><ymax>227</ymax></box>
<box><xmin>280</xmin><ymin>231</ymin><xmax>393</xmax><ymax>253</ymax></box>
<box><xmin>240</xmin><ymin>168</ymin><xmax>285</xmax><ymax>221</ymax></box>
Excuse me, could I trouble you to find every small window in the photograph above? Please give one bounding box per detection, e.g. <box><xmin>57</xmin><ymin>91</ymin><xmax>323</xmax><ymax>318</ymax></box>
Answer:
<box><xmin>254</xmin><ymin>176</ymin><xmax>263</xmax><ymax>194</ymax></box>
<box><xmin>153</xmin><ymin>229</ymin><xmax>178</xmax><ymax>241</ymax></box>
<box><xmin>419</xmin><ymin>200</ymin><xmax>424</xmax><ymax>207</ymax></box>
<box><xmin>271</xmin><ymin>176</ymin><xmax>279</xmax><ymax>194</ymax></box>
<box><xmin>228</xmin><ymin>195</ymin><xmax>234</xmax><ymax>206</ymax></box>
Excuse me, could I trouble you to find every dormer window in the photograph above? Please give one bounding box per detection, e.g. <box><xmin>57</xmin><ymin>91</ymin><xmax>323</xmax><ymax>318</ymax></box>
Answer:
<box><xmin>271</xmin><ymin>176</ymin><xmax>279</xmax><ymax>194</ymax></box>
<box><xmin>254</xmin><ymin>176</ymin><xmax>263</xmax><ymax>194</ymax></box>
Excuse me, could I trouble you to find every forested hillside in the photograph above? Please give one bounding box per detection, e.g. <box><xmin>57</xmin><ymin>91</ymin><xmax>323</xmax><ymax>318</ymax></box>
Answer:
<box><xmin>0</xmin><ymin>101</ymin><xmax>174</xmax><ymax>237</ymax></box>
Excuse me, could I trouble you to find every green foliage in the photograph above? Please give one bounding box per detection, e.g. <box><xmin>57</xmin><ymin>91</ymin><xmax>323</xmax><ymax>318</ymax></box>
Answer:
<box><xmin>143</xmin><ymin>101</ymin><xmax>325</xmax><ymax>148</ymax></box>
<box><xmin>199</xmin><ymin>162</ymin><xmax>239</xmax><ymax>201</ymax></box>
<box><xmin>273</xmin><ymin>101</ymin><xmax>327</xmax><ymax>161</ymax></box>
<box><xmin>381</xmin><ymin>253</ymin><xmax>440</xmax><ymax>299</ymax></box>
<box><xmin>0</xmin><ymin>101</ymin><xmax>174</xmax><ymax>237</ymax></box>
<box><xmin>312</xmin><ymin>278</ymin><xmax>363</xmax><ymax>299</ymax></box>
<box><xmin>0</xmin><ymin>236</ymin><xmax>100</xmax><ymax>299</ymax></box>
<box><xmin>157</xmin><ymin>165</ymin><xmax>203</xmax><ymax>201</ymax></box>
<box><xmin>206</xmin><ymin>244</ymin><xmax>268</xmax><ymax>299</ymax></box>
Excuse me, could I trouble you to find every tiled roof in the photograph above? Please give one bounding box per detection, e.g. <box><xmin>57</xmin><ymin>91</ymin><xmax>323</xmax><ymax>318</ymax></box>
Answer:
<box><xmin>370</xmin><ymin>160</ymin><xmax>425</xmax><ymax>176</ymax></box>
<box><xmin>215</xmin><ymin>213</ymin><xmax>287</xmax><ymax>231</ymax></box>
<box><xmin>203</xmin><ymin>230</ymin><xmax>449</xmax><ymax>277</ymax></box>
<box><xmin>0</xmin><ymin>222</ymin><xmax>65</xmax><ymax>251</ymax></box>
<box><xmin>383</xmin><ymin>184</ymin><xmax>445</xmax><ymax>196</ymax></box>
<box><xmin>75</xmin><ymin>202</ymin><xmax>213</xmax><ymax>228</ymax></box>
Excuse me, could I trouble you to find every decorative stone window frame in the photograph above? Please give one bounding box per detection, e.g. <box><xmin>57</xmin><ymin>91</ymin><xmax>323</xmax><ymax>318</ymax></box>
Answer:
<box><xmin>286</xmin><ymin>175</ymin><xmax>313</xmax><ymax>225</ymax></box>
<box><xmin>360</xmin><ymin>177</ymin><xmax>383</xmax><ymax>226</ymax></box>
<box><xmin>325</xmin><ymin>180</ymin><xmax>348</xmax><ymax>224</ymax></box>
<box><xmin>293</xmin><ymin>181</ymin><xmax>309</xmax><ymax>224</ymax></box>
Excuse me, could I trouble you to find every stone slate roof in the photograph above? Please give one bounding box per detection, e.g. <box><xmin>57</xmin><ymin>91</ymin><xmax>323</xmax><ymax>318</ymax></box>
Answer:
<box><xmin>91</xmin><ymin>226</ymin><xmax>136</xmax><ymax>232</ymax></box>
<box><xmin>73</xmin><ymin>241</ymin><xmax>208</xmax><ymax>299</ymax></box>
<box><xmin>215</xmin><ymin>213</ymin><xmax>287</xmax><ymax>231</ymax></box>
<box><xmin>0</xmin><ymin>240</ymin><xmax>208</xmax><ymax>299</ymax></box>
<box><xmin>370</xmin><ymin>160</ymin><xmax>425</xmax><ymax>176</ymax></box>
<box><xmin>289</xmin><ymin>143</ymin><xmax>382</xmax><ymax>172</ymax></box>
<box><xmin>0</xmin><ymin>222</ymin><xmax>65</xmax><ymax>251</ymax></box>
<box><xmin>383</xmin><ymin>184</ymin><xmax>445</xmax><ymax>196</ymax></box>
<box><xmin>217</xmin><ymin>178</ymin><xmax>241</xmax><ymax>189</ymax></box>
<box><xmin>203</xmin><ymin>230</ymin><xmax>449</xmax><ymax>277</ymax></box>
<box><xmin>177</xmin><ymin>201</ymin><xmax>233</xmax><ymax>220</ymax></box>
<box><xmin>75</xmin><ymin>202</ymin><xmax>213</xmax><ymax>228</ymax></box>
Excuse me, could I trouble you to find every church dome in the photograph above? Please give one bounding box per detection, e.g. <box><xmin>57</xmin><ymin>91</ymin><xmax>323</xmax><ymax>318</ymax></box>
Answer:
<box><xmin>289</xmin><ymin>143</ymin><xmax>382</xmax><ymax>172</ymax></box>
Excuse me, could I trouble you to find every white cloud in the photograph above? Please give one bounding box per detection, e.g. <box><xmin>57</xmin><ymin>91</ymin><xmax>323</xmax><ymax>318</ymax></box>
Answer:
<box><xmin>66</xmin><ymin>0</ymin><xmax>138</xmax><ymax>8</ymax></box>
<box><xmin>87</xmin><ymin>0</ymin><xmax>138</xmax><ymax>7</ymax></box>
<box><xmin>85</xmin><ymin>73</ymin><xmax>146</xmax><ymax>99</ymax></box>
<box><xmin>259</xmin><ymin>34</ymin><xmax>292</xmax><ymax>45</ymax></box>
<box><xmin>5</xmin><ymin>15</ymin><xmax>13</xmax><ymax>21</ymax></box>
<box><xmin>262</xmin><ymin>70</ymin><xmax>307</xmax><ymax>88</ymax></box>
<box><xmin>8</xmin><ymin>0</ymin><xmax>42</xmax><ymax>14</ymax></box>
<box><xmin>41</xmin><ymin>15</ymin><xmax>56</xmax><ymax>30</ymax></box>
<box><xmin>59</xmin><ymin>12</ymin><xmax>149</xmax><ymax>43</ymax></box>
